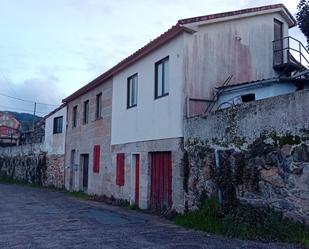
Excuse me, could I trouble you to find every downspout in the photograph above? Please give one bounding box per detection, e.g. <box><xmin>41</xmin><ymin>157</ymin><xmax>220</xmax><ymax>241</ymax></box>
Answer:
<box><xmin>214</xmin><ymin>149</ymin><xmax>222</xmax><ymax>204</ymax></box>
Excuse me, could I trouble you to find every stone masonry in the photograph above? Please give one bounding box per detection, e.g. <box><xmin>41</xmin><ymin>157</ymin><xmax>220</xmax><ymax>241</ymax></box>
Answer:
<box><xmin>0</xmin><ymin>144</ymin><xmax>64</xmax><ymax>188</ymax></box>
<box><xmin>184</xmin><ymin>90</ymin><xmax>309</xmax><ymax>223</ymax></box>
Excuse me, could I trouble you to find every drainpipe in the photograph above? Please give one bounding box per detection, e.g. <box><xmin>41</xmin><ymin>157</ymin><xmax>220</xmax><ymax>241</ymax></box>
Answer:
<box><xmin>214</xmin><ymin>149</ymin><xmax>223</xmax><ymax>204</ymax></box>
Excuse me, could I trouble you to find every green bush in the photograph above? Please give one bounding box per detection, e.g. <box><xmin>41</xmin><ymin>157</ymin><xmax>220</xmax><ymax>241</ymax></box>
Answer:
<box><xmin>175</xmin><ymin>198</ymin><xmax>309</xmax><ymax>247</ymax></box>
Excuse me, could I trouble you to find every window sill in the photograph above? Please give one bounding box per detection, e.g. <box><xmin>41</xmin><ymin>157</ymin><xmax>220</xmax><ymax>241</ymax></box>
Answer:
<box><xmin>127</xmin><ymin>104</ymin><xmax>137</xmax><ymax>110</ymax></box>
<box><xmin>155</xmin><ymin>93</ymin><xmax>169</xmax><ymax>100</ymax></box>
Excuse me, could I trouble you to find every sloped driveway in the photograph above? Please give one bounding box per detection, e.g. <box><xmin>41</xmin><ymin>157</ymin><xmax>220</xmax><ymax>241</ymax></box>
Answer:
<box><xmin>0</xmin><ymin>184</ymin><xmax>305</xmax><ymax>249</ymax></box>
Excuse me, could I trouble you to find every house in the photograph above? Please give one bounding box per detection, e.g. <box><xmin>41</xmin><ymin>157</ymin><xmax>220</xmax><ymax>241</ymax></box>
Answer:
<box><xmin>0</xmin><ymin>112</ymin><xmax>21</xmax><ymax>146</ymax></box>
<box><xmin>62</xmin><ymin>4</ymin><xmax>304</xmax><ymax>211</ymax></box>
<box><xmin>43</xmin><ymin>104</ymin><xmax>67</xmax><ymax>188</ymax></box>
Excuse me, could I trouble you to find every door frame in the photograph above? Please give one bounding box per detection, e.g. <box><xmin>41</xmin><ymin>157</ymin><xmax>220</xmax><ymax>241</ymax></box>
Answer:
<box><xmin>134</xmin><ymin>154</ymin><xmax>140</xmax><ymax>206</ymax></box>
<box><xmin>80</xmin><ymin>154</ymin><xmax>89</xmax><ymax>191</ymax></box>
<box><xmin>274</xmin><ymin>18</ymin><xmax>284</xmax><ymax>65</ymax></box>
<box><xmin>150</xmin><ymin>151</ymin><xmax>172</xmax><ymax>210</ymax></box>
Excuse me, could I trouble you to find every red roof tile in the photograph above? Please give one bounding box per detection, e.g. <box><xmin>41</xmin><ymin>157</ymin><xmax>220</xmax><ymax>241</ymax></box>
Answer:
<box><xmin>178</xmin><ymin>4</ymin><xmax>295</xmax><ymax>25</ymax></box>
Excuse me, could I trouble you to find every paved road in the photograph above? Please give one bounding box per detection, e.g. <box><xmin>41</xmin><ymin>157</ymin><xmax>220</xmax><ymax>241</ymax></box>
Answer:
<box><xmin>0</xmin><ymin>184</ymin><xmax>305</xmax><ymax>249</ymax></box>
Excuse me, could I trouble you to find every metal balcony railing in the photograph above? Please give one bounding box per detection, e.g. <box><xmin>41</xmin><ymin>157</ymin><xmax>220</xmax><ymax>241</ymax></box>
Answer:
<box><xmin>273</xmin><ymin>36</ymin><xmax>309</xmax><ymax>70</ymax></box>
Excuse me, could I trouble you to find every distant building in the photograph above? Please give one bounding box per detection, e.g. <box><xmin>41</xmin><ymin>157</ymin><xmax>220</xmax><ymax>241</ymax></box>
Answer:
<box><xmin>0</xmin><ymin>112</ymin><xmax>21</xmax><ymax>146</ymax></box>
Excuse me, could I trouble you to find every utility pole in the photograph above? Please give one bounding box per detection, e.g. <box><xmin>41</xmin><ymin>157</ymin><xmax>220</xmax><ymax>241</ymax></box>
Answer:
<box><xmin>32</xmin><ymin>102</ymin><xmax>37</xmax><ymax>131</ymax></box>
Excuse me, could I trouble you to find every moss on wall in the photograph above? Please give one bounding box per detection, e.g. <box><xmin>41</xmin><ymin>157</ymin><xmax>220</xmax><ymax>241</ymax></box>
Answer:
<box><xmin>0</xmin><ymin>153</ymin><xmax>47</xmax><ymax>185</ymax></box>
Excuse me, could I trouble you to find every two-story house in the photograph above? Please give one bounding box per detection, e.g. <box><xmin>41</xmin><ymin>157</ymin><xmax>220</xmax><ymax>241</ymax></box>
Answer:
<box><xmin>63</xmin><ymin>4</ymin><xmax>299</xmax><ymax>211</ymax></box>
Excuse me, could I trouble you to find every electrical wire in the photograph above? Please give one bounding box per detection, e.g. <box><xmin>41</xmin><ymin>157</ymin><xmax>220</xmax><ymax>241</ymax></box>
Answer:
<box><xmin>0</xmin><ymin>104</ymin><xmax>50</xmax><ymax>115</ymax></box>
<box><xmin>0</xmin><ymin>92</ymin><xmax>59</xmax><ymax>106</ymax></box>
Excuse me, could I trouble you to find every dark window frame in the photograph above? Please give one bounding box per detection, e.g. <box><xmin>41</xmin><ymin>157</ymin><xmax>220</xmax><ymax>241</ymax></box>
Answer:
<box><xmin>127</xmin><ymin>73</ymin><xmax>138</xmax><ymax>109</ymax></box>
<box><xmin>53</xmin><ymin>116</ymin><xmax>63</xmax><ymax>134</ymax></box>
<box><xmin>72</xmin><ymin>106</ymin><xmax>77</xmax><ymax>128</ymax></box>
<box><xmin>83</xmin><ymin>100</ymin><xmax>89</xmax><ymax>125</ymax></box>
<box><xmin>96</xmin><ymin>93</ymin><xmax>102</xmax><ymax>120</ymax></box>
<box><xmin>155</xmin><ymin>56</ymin><xmax>169</xmax><ymax>99</ymax></box>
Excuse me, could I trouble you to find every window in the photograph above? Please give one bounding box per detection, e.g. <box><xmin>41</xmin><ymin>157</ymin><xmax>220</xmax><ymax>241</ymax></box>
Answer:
<box><xmin>116</xmin><ymin>153</ymin><xmax>125</xmax><ymax>186</ymax></box>
<box><xmin>72</xmin><ymin>106</ymin><xmax>77</xmax><ymax>128</ymax></box>
<box><xmin>83</xmin><ymin>100</ymin><xmax>89</xmax><ymax>124</ymax></box>
<box><xmin>127</xmin><ymin>74</ymin><xmax>138</xmax><ymax>108</ymax></box>
<box><xmin>96</xmin><ymin>93</ymin><xmax>102</xmax><ymax>119</ymax></box>
<box><xmin>155</xmin><ymin>56</ymin><xmax>169</xmax><ymax>98</ymax></box>
<box><xmin>53</xmin><ymin>116</ymin><xmax>63</xmax><ymax>134</ymax></box>
<box><xmin>241</xmin><ymin>93</ymin><xmax>255</xmax><ymax>103</ymax></box>
<box><xmin>93</xmin><ymin>145</ymin><xmax>100</xmax><ymax>173</ymax></box>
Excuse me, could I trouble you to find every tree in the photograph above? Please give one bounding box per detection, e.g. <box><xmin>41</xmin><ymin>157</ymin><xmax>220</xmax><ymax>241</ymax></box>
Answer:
<box><xmin>296</xmin><ymin>0</ymin><xmax>309</xmax><ymax>48</ymax></box>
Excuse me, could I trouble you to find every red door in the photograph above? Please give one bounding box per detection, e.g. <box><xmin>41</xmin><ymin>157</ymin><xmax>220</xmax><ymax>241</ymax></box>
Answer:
<box><xmin>150</xmin><ymin>152</ymin><xmax>172</xmax><ymax>209</ymax></box>
<box><xmin>135</xmin><ymin>154</ymin><xmax>140</xmax><ymax>205</ymax></box>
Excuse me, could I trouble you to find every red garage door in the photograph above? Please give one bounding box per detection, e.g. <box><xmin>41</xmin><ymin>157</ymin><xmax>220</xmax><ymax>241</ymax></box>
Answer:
<box><xmin>150</xmin><ymin>152</ymin><xmax>172</xmax><ymax>209</ymax></box>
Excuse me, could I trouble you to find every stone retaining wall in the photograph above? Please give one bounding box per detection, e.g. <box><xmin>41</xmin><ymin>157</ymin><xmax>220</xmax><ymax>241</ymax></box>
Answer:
<box><xmin>184</xmin><ymin>90</ymin><xmax>309</xmax><ymax>224</ymax></box>
<box><xmin>0</xmin><ymin>144</ymin><xmax>64</xmax><ymax>188</ymax></box>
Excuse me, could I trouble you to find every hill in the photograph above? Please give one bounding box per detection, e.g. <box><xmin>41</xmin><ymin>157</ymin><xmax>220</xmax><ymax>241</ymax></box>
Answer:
<box><xmin>5</xmin><ymin>111</ymin><xmax>42</xmax><ymax>132</ymax></box>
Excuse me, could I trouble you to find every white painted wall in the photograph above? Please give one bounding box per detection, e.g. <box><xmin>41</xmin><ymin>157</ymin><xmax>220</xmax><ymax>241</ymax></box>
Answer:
<box><xmin>217</xmin><ymin>81</ymin><xmax>297</xmax><ymax>109</ymax></box>
<box><xmin>183</xmin><ymin>12</ymin><xmax>290</xmax><ymax>100</ymax></box>
<box><xmin>44</xmin><ymin>106</ymin><xmax>67</xmax><ymax>155</ymax></box>
<box><xmin>111</xmin><ymin>34</ymin><xmax>185</xmax><ymax>145</ymax></box>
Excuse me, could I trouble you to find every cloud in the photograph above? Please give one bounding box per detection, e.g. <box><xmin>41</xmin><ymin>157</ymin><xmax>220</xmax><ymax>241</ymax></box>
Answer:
<box><xmin>0</xmin><ymin>76</ymin><xmax>65</xmax><ymax>116</ymax></box>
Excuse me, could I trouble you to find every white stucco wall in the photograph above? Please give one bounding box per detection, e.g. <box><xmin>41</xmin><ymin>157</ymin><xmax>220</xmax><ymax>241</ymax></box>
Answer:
<box><xmin>111</xmin><ymin>34</ymin><xmax>185</xmax><ymax>145</ymax></box>
<box><xmin>44</xmin><ymin>106</ymin><xmax>67</xmax><ymax>155</ymax></box>
<box><xmin>183</xmin><ymin>12</ymin><xmax>290</xmax><ymax>100</ymax></box>
<box><xmin>216</xmin><ymin>82</ymin><xmax>298</xmax><ymax>109</ymax></box>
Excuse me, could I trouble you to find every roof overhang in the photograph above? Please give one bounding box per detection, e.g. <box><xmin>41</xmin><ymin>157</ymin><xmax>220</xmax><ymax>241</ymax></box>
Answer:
<box><xmin>179</xmin><ymin>4</ymin><xmax>296</xmax><ymax>29</ymax></box>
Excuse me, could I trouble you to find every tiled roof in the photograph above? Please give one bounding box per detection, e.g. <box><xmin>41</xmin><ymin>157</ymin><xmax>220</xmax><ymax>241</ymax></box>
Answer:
<box><xmin>178</xmin><ymin>4</ymin><xmax>295</xmax><ymax>25</ymax></box>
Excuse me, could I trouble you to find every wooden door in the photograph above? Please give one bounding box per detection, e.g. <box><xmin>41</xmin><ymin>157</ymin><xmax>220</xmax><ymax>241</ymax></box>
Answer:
<box><xmin>82</xmin><ymin>154</ymin><xmax>89</xmax><ymax>190</ymax></box>
<box><xmin>150</xmin><ymin>152</ymin><xmax>172</xmax><ymax>209</ymax></box>
<box><xmin>69</xmin><ymin>150</ymin><xmax>76</xmax><ymax>190</ymax></box>
<box><xmin>274</xmin><ymin>19</ymin><xmax>284</xmax><ymax>66</ymax></box>
<box><xmin>135</xmin><ymin>154</ymin><xmax>140</xmax><ymax>205</ymax></box>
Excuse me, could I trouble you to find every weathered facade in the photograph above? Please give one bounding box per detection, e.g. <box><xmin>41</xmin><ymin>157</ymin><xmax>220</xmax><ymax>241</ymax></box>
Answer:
<box><xmin>64</xmin><ymin>79</ymin><xmax>113</xmax><ymax>196</ymax></box>
<box><xmin>62</xmin><ymin>4</ymin><xmax>305</xmax><ymax>212</ymax></box>
<box><xmin>43</xmin><ymin>105</ymin><xmax>67</xmax><ymax>188</ymax></box>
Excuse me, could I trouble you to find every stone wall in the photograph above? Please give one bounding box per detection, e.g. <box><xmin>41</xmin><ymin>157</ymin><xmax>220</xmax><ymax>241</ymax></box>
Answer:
<box><xmin>111</xmin><ymin>137</ymin><xmax>184</xmax><ymax>211</ymax></box>
<box><xmin>0</xmin><ymin>144</ymin><xmax>64</xmax><ymax>188</ymax></box>
<box><xmin>184</xmin><ymin>90</ymin><xmax>309</xmax><ymax>224</ymax></box>
<box><xmin>64</xmin><ymin>78</ymin><xmax>113</xmax><ymax>196</ymax></box>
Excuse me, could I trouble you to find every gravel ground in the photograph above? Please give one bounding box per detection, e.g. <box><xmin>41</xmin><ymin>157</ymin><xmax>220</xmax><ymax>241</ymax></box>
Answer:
<box><xmin>0</xmin><ymin>183</ymin><xmax>305</xmax><ymax>249</ymax></box>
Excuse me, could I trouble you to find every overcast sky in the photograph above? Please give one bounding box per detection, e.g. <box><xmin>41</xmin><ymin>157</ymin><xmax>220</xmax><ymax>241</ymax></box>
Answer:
<box><xmin>0</xmin><ymin>0</ymin><xmax>306</xmax><ymax>115</ymax></box>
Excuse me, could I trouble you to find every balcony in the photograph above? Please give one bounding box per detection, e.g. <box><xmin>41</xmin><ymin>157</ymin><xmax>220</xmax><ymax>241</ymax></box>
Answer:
<box><xmin>273</xmin><ymin>36</ymin><xmax>309</xmax><ymax>75</ymax></box>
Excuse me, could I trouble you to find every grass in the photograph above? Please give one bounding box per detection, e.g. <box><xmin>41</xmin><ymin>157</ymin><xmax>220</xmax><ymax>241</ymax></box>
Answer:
<box><xmin>175</xmin><ymin>198</ymin><xmax>309</xmax><ymax>247</ymax></box>
<box><xmin>0</xmin><ymin>176</ymin><xmax>64</xmax><ymax>192</ymax></box>
<box><xmin>67</xmin><ymin>191</ymin><xmax>94</xmax><ymax>200</ymax></box>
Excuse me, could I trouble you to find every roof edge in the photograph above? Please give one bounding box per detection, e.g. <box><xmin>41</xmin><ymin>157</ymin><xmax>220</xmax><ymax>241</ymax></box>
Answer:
<box><xmin>178</xmin><ymin>4</ymin><xmax>296</xmax><ymax>28</ymax></box>
<box><xmin>63</xmin><ymin>24</ymin><xmax>188</xmax><ymax>103</ymax></box>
